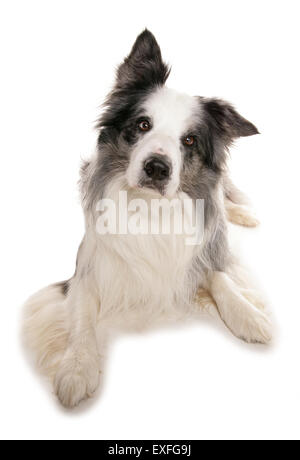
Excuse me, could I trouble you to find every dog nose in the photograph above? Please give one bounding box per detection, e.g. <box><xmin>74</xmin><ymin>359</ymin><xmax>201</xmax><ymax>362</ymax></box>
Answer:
<box><xmin>144</xmin><ymin>157</ymin><xmax>170</xmax><ymax>181</ymax></box>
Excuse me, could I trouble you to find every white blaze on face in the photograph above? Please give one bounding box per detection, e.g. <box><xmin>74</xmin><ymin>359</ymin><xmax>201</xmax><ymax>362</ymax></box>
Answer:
<box><xmin>126</xmin><ymin>87</ymin><xmax>200</xmax><ymax>197</ymax></box>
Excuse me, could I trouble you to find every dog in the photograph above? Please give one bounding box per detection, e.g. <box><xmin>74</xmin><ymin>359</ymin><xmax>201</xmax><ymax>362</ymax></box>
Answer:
<box><xmin>23</xmin><ymin>30</ymin><xmax>272</xmax><ymax>408</ymax></box>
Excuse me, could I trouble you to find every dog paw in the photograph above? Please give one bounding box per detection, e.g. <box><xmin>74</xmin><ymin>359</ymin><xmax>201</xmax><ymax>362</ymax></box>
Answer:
<box><xmin>235</xmin><ymin>309</ymin><xmax>272</xmax><ymax>344</ymax></box>
<box><xmin>54</xmin><ymin>355</ymin><xmax>100</xmax><ymax>408</ymax></box>
<box><xmin>210</xmin><ymin>272</ymin><xmax>272</xmax><ymax>345</ymax></box>
<box><xmin>227</xmin><ymin>205</ymin><xmax>260</xmax><ymax>228</ymax></box>
<box><xmin>223</xmin><ymin>301</ymin><xmax>272</xmax><ymax>344</ymax></box>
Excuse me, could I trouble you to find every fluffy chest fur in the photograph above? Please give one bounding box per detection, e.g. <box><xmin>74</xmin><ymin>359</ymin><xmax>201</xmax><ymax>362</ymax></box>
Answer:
<box><xmin>88</xmin><ymin>176</ymin><xmax>200</xmax><ymax>328</ymax></box>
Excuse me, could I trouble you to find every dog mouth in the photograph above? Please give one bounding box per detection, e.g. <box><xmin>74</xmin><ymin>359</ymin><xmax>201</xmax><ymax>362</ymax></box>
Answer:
<box><xmin>137</xmin><ymin>179</ymin><xmax>167</xmax><ymax>196</ymax></box>
<box><xmin>135</xmin><ymin>155</ymin><xmax>172</xmax><ymax>196</ymax></box>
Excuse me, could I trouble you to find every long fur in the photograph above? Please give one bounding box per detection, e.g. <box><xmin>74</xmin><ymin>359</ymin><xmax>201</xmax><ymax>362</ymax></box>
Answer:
<box><xmin>23</xmin><ymin>29</ymin><xmax>272</xmax><ymax>408</ymax></box>
<box><xmin>23</xmin><ymin>284</ymin><xmax>69</xmax><ymax>378</ymax></box>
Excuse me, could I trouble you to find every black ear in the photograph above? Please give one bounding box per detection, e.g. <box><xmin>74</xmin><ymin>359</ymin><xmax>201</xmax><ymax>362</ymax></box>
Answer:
<box><xmin>203</xmin><ymin>98</ymin><xmax>259</xmax><ymax>145</ymax></box>
<box><xmin>115</xmin><ymin>29</ymin><xmax>170</xmax><ymax>90</ymax></box>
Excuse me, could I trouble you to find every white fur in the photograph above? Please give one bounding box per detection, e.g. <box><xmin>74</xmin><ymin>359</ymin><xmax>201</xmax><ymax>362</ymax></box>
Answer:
<box><xmin>23</xmin><ymin>88</ymin><xmax>272</xmax><ymax>408</ymax></box>
<box><xmin>209</xmin><ymin>272</ymin><xmax>272</xmax><ymax>343</ymax></box>
<box><xmin>225</xmin><ymin>199</ymin><xmax>260</xmax><ymax>228</ymax></box>
<box><xmin>126</xmin><ymin>87</ymin><xmax>199</xmax><ymax>197</ymax></box>
<box><xmin>23</xmin><ymin>284</ymin><xmax>69</xmax><ymax>378</ymax></box>
<box><xmin>24</xmin><ymin>179</ymin><xmax>271</xmax><ymax>408</ymax></box>
<box><xmin>91</xmin><ymin>175</ymin><xmax>199</xmax><ymax>328</ymax></box>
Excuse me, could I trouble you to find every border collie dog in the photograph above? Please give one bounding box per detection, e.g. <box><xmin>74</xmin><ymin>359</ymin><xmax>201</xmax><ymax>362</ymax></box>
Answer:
<box><xmin>23</xmin><ymin>30</ymin><xmax>272</xmax><ymax>408</ymax></box>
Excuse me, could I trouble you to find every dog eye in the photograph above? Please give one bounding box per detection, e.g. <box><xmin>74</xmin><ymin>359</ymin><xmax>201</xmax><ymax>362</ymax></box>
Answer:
<box><xmin>183</xmin><ymin>136</ymin><xmax>195</xmax><ymax>146</ymax></box>
<box><xmin>138</xmin><ymin>120</ymin><xmax>151</xmax><ymax>132</ymax></box>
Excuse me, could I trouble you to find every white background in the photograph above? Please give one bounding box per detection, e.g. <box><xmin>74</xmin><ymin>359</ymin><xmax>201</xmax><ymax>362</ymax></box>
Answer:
<box><xmin>1</xmin><ymin>0</ymin><xmax>300</xmax><ymax>440</ymax></box>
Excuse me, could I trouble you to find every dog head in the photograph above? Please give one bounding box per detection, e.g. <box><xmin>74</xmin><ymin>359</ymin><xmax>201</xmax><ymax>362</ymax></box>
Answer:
<box><xmin>98</xmin><ymin>30</ymin><xmax>258</xmax><ymax>198</ymax></box>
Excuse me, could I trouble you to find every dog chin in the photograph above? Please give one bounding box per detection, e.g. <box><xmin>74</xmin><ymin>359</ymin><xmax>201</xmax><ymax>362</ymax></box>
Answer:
<box><xmin>135</xmin><ymin>182</ymin><xmax>178</xmax><ymax>199</ymax></box>
<box><xmin>137</xmin><ymin>184</ymin><xmax>166</xmax><ymax>198</ymax></box>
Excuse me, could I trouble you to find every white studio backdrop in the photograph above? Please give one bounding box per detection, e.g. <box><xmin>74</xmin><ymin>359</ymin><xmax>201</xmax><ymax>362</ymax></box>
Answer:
<box><xmin>0</xmin><ymin>0</ymin><xmax>300</xmax><ymax>440</ymax></box>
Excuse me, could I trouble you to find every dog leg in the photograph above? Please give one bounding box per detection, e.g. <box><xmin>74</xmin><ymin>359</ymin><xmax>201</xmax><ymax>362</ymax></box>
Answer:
<box><xmin>225</xmin><ymin>198</ymin><xmax>260</xmax><ymax>228</ymax></box>
<box><xmin>208</xmin><ymin>271</ymin><xmax>272</xmax><ymax>344</ymax></box>
<box><xmin>53</xmin><ymin>281</ymin><xmax>101</xmax><ymax>408</ymax></box>
<box><xmin>223</xmin><ymin>174</ymin><xmax>249</xmax><ymax>205</ymax></box>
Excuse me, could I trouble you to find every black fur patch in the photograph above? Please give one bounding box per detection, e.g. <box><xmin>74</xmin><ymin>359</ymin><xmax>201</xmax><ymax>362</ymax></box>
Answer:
<box><xmin>98</xmin><ymin>30</ymin><xmax>170</xmax><ymax>139</ymax></box>
<box><xmin>55</xmin><ymin>280</ymin><xmax>70</xmax><ymax>296</ymax></box>
<box><xmin>116</xmin><ymin>29</ymin><xmax>170</xmax><ymax>91</ymax></box>
<box><xmin>202</xmin><ymin>98</ymin><xmax>259</xmax><ymax>143</ymax></box>
<box><xmin>182</xmin><ymin>97</ymin><xmax>260</xmax><ymax>174</ymax></box>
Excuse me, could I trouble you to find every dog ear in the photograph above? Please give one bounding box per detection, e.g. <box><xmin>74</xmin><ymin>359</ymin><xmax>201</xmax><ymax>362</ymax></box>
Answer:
<box><xmin>115</xmin><ymin>29</ymin><xmax>170</xmax><ymax>90</ymax></box>
<box><xmin>203</xmin><ymin>98</ymin><xmax>259</xmax><ymax>144</ymax></box>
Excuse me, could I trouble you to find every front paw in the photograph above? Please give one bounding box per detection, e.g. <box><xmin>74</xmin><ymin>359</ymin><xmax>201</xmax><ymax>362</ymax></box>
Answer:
<box><xmin>54</xmin><ymin>354</ymin><xmax>100</xmax><ymax>408</ymax></box>
<box><xmin>220</xmin><ymin>294</ymin><xmax>273</xmax><ymax>344</ymax></box>
<box><xmin>210</xmin><ymin>272</ymin><xmax>273</xmax><ymax>345</ymax></box>
<box><xmin>228</xmin><ymin>307</ymin><xmax>272</xmax><ymax>344</ymax></box>
<box><xmin>227</xmin><ymin>205</ymin><xmax>260</xmax><ymax>228</ymax></box>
